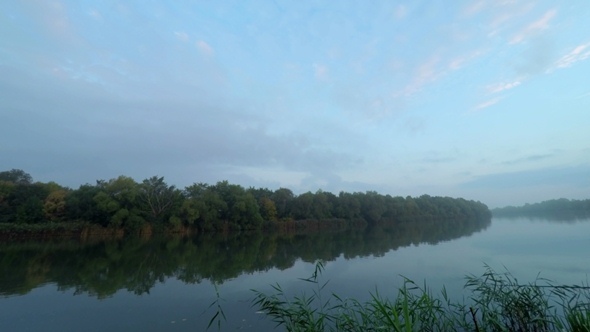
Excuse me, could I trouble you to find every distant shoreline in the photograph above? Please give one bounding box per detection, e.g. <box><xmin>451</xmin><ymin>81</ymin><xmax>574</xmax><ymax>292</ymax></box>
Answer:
<box><xmin>491</xmin><ymin>198</ymin><xmax>590</xmax><ymax>221</ymax></box>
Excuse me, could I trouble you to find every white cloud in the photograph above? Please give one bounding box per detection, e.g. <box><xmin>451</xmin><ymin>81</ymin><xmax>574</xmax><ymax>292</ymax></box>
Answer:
<box><xmin>196</xmin><ymin>40</ymin><xmax>214</xmax><ymax>56</ymax></box>
<box><xmin>486</xmin><ymin>2</ymin><xmax>534</xmax><ymax>38</ymax></box>
<box><xmin>553</xmin><ymin>43</ymin><xmax>590</xmax><ymax>69</ymax></box>
<box><xmin>462</xmin><ymin>0</ymin><xmax>487</xmax><ymax>17</ymax></box>
<box><xmin>509</xmin><ymin>9</ymin><xmax>556</xmax><ymax>44</ymax></box>
<box><xmin>487</xmin><ymin>81</ymin><xmax>521</xmax><ymax>94</ymax></box>
<box><xmin>474</xmin><ymin>97</ymin><xmax>501</xmax><ymax>111</ymax></box>
<box><xmin>174</xmin><ymin>31</ymin><xmax>189</xmax><ymax>42</ymax></box>
<box><xmin>448</xmin><ymin>49</ymin><xmax>485</xmax><ymax>70</ymax></box>
<box><xmin>396</xmin><ymin>56</ymin><xmax>441</xmax><ymax>97</ymax></box>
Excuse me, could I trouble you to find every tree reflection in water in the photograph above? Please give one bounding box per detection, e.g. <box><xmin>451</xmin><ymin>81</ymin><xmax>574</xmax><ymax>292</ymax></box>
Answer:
<box><xmin>0</xmin><ymin>217</ymin><xmax>490</xmax><ymax>298</ymax></box>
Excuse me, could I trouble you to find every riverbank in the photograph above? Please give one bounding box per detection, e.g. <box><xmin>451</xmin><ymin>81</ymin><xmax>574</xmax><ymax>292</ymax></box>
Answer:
<box><xmin>0</xmin><ymin>219</ymin><xmax>355</xmax><ymax>241</ymax></box>
<box><xmin>0</xmin><ymin>169</ymin><xmax>491</xmax><ymax>238</ymax></box>
<box><xmin>0</xmin><ymin>214</ymin><xmax>490</xmax><ymax>242</ymax></box>
<box><xmin>0</xmin><ymin>218</ymin><xmax>361</xmax><ymax>241</ymax></box>
<box><xmin>0</xmin><ymin>222</ymin><xmax>168</xmax><ymax>241</ymax></box>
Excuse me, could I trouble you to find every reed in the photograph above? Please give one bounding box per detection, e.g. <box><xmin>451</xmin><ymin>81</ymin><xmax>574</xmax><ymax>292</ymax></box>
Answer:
<box><xmin>251</xmin><ymin>262</ymin><xmax>590</xmax><ymax>332</ymax></box>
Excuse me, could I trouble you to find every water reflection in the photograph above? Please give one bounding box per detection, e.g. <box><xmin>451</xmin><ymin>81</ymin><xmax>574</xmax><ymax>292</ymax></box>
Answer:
<box><xmin>0</xmin><ymin>217</ymin><xmax>490</xmax><ymax>298</ymax></box>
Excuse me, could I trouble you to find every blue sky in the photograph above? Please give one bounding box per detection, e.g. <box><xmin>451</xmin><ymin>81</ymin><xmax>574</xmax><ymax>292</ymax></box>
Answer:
<box><xmin>1</xmin><ymin>1</ymin><xmax>589</xmax><ymax>207</ymax></box>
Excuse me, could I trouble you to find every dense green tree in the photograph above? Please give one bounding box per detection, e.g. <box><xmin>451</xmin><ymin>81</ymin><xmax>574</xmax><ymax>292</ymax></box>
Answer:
<box><xmin>259</xmin><ymin>197</ymin><xmax>278</xmax><ymax>221</ymax></box>
<box><xmin>232</xmin><ymin>191</ymin><xmax>263</xmax><ymax>229</ymax></box>
<box><xmin>0</xmin><ymin>169</ymin><xmax>33</xmax><ymax>185</ymax></box>
<box><xmin>382</xmin><ymin>195</ymin><xmax>405</xmax><ymax>221</ymax></box>
<box><xmin>212</xmin><ymin>181</ymin><xmax>263</xmax><ymax>229</ymax></box>
<box><xmin>138</xmin><ymin>176</ymin><xmax>182</xmax><ymax>224</ymax></box>
<box><xmin>8</xmin><ymin>183</ymin><xmax>49</xmax><ymax>223</ymax></box>
<box><xmin>272</xmin><ymin>188</ymin><xmax>294</xmax><ymax>219</ymax></box>
<box><xmin>359</xmin><ymin>191</ymin><xmax>386</xmax><ymax>225</ymax></box>
<box><xmin>290</xmin><ymin>192</ymin><xmax>314</xmax><ymax>220</ymax></box>
<box><xmin>0</xmin><ymin>169</ymin><xmax>492</xmax><ymax>233</ymax></box>
<box><xmin>66</xmin><ymin>184</ymin><xmax>107</xmax><ymax>225</ymax></box>
<box><xmin>43</xmin><ymin>189</ymin><xmax>68</xmax><ymax>222</ymax></box>
<box><xmin>310</xmin><ymin>190</ymin><xmax>333</xmax><ymax>219</ymax></box>
<box><xmin>93</xmin><ymin>176</ymin><xmax>145</xmax><ymax>229</ymax></box>
<box><xmin>334</xmin><ymin>192</ymin><xmax>361</xmax><ymax>220</ymax></box>
<box><xmin>178</xmin><ymin>199</ymin><xmax>200</xmax><ymax>225</ymax></box>
<box><xmin>15</xmin><ymin>196</ymin><xmax>44</xmax><ymax>223</ymax></box>
<box><xmin>415</xmin><ymin>194</ymin><xmax>439</xmax><ymax>218</ymax></box>
<box><xmin>247</xmin><ymin>187</ymin><xmax>274</xmax><ymax>203</ymax></box>
<box><xmin>0</xmin><ymin>181</ymin><xmax>15</xmax><ymax>223</ymax></box>
<box><xmin>184</xmin><ymin>182</ymin><xmax>211</xmax><ymax>198</ymax></box>
<box><xmin>249</xmin><ymin>187</ymin><xmax>278</xmax><ymax>221</ymax></box>
<box><xmin>492</xmin><ymin>198</ymin><xmax>590</xmax><ymax>220</ymax></box>
<box><xmin>184</xmin><ymin>183</ymin><xmax>227</xmax><ymax>230</ymax></box>
<box><xmin>404</xmin><ymin>196</ymin><xmax>420</xmax><ymax>218</ymax></box>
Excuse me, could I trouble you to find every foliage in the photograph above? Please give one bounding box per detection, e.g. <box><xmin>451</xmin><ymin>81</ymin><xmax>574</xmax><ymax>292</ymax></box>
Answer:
<box><xmin>252</xmin><ymin>261</ymin><xmax>333</xmax><ymax>331</ymax></box>
<box><xmin>138</xmin><ymin>176</ymin><xmax>182</xmax><ymax>223</ymax></box>
<box><xmin>0</xmin><ymin>221</ymin><xmax>90</xmax><ymax>235</ymax></box>
<box><xmin>0</xmin><ymin>180</ymin><xmax>49</xmax><ymax>224</ymax></box>
<box><xmin>0</xmin><ymin>168</ymin><xmax>491</xmax><ymax>234</ymax></box>
<box><xmin>464</xmin><ymin>266</ymin><xmax>553</xmax><ymax>331</ymax></box>
<box><xmin>492</xmin><ymin>198</ymin><xmax>590</xmax><ymax>221</ymax></box>
<box><xmin>205</xmin><ymin>283</ymin><xmax>226</xmax><ymax>331</ymax></box>
<box><xmin>93</xmin><ymin>176</ymin><xmax>145</xmax><ymax>228</ymax></box>
<box><xmin>259</xmin><ymin>197</ymin><xmax>278</xmax><ymax>221</ymax></box>
<box><xmin>252</xmin><ymin>263</ymin><xmax>590</xmax><ymax>332</ymax></box>
<box><xmin>0</xmin><ymin>169</ymin><xmax>33</xmax><ymax>185</ymax></box>
<box><xmin>43</xmin><ymin>189</ymin><xmax>68</xmax><ymax>222</ymax></box>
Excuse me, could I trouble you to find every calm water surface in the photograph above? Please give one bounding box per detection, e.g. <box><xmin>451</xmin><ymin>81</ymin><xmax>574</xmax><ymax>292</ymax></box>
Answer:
<box><xmin>0</xmin><ymin>217</ymin><xmax>588</xmax><ymax>331</ymax></box>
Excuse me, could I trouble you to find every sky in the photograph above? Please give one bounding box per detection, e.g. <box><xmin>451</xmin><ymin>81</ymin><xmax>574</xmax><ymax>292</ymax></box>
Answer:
<box><xmin>1</xmin><ymin>1</ymin><xmax>589</xmax><ymax>208</ymax></box>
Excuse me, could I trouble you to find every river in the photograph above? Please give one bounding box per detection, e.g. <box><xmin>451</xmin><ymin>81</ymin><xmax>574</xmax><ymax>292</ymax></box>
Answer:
<box><xmin>0</xmin><ymin>217</ymin><xmax>588</xmax><ymax>331</ymax></box>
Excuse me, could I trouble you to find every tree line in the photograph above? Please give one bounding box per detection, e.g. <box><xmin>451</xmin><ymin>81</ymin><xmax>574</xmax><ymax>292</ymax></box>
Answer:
<box><xmin>0</xmin><ymin>169</ymin><xmax>491</xmax><ymax>232</ymax></box>
<box><xmin>492</xmin><ymin>198</ymin><xmax>590</xmax><ymax>221</ymax></box>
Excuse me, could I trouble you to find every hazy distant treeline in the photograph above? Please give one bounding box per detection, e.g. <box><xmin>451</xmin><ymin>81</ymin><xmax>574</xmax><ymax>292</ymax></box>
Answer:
<box><xmin>0</xmin><ymin>169</ymin><xmax>490</xmax><ymax>232</ymax></box>
<box><xmin>492</xmin><ymin>198</ymin><xmax>590</xmax><ymax>220</ymax></box>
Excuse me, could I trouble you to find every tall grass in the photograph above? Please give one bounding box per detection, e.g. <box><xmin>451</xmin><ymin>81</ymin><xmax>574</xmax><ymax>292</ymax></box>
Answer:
<box><xmin>204</xmin><ymin>282</ymin><xmax>227</xmax><ymax>331</ymax></box>
<box><xmin>251</xmin><ymin>262</ymin><xmax>590</xmax><ymax>332</ymax></box>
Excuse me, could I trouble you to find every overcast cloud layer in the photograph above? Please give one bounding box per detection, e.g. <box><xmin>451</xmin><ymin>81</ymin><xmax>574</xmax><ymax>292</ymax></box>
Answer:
<box><xmin>1</xmin><ymin>1</ymin><xmax>589</xmax><ymax>207</ymax></box>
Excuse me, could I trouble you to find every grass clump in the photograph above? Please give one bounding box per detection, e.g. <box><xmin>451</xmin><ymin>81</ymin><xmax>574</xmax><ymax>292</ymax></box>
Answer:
<box><xmin>252</xmin><ymin>262</ymin><xmax>590</xmax><ymax>332</ymax></box>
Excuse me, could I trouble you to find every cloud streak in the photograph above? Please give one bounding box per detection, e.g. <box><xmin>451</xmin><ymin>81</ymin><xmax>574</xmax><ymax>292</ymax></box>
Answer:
<box><xmin>448</xmin><ymin>50</ymin><xmax>485</xmax><ymax>70</ymax></box>
<box><xmin>509</xmin><ymin>9</ymin><xmax>557</xmax><ymax>44</ymax></box>
<box><xmin>396</xmin><ymin>56</ymin><xmax>441</xmax><ymax>97</ymax></box>
<box><xmin>474</xmin><ymin>97</ymin><xmax>501</xmax><ymax>111</ymax></box>
<box><xmin>501</xmin><ymin>154</ymin><xmax>554</xmax><ymax>165</ymax></box>
<box><xmin>196</xmin><ymin>40</ymin><xmax>214</xmax><ymax>56</ymax></box>
<box><xmin>487</xmin><ymin>81</ymin><xmax>521</xmax><ymax>94</ymax></box>
<box><xmin>174</xmin><ymin>31</ymin><xmax>190</xmax><ymax>42</ymax></box>
<box><xmin>553</xmin><ymin>43</ymin><xmax>590</xmax><ymax>69</ymax></box>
